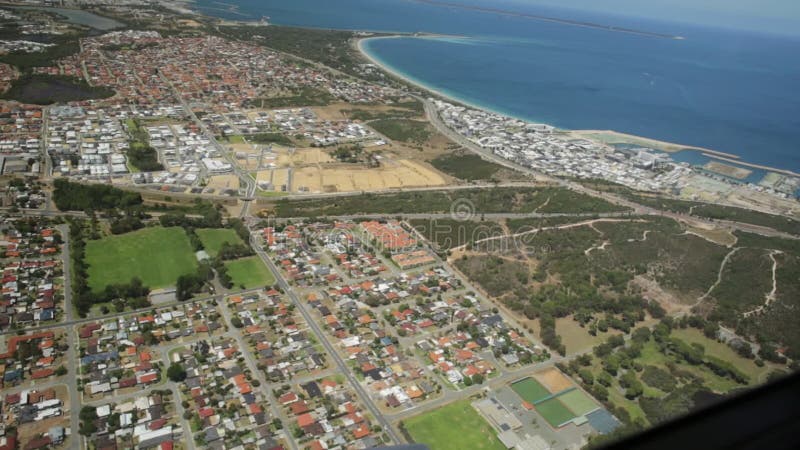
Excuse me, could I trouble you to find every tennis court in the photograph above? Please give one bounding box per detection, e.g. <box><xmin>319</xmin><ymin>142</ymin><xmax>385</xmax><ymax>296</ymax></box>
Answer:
<box><xmin>511</xmin><ymin>377</ymin><xmax>551</xmax><ymax>404</ymax></box>
<box><xmin>535</xmin><ymin>398</ymin><xmax>576</xmax><ymax>428</ymax></box>
<box><xmin>557</xmin><ymin>389</ymin><xmax>598</xmax><ymax>416</ymax></box>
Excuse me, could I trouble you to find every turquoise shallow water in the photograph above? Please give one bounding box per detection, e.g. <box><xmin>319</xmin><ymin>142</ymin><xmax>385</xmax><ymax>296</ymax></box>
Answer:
<box><xmin>195</xmin><ymin>0</ymin><xmax>800</xmax><ymax>174</ymax></box>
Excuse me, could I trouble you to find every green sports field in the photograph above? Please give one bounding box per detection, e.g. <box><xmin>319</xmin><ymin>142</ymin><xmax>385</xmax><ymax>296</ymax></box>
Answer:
<box><xmin>403</xmin><ymin>400</ymin><xmax>505</xmax><ymax>450</ymax></box>
<box><xmin>536</xmin><ymin>398</ymin><xmax>576</xmax><ymax>428</ymax></box>
<box><xmin>511</xmin><ymin>377</ymin><xmax>551</xmax><ymax>404</ymax></box>
<box><xmin>196</xmin><ymin>228</ymin><xmax>244</xmax><ymax>257</ymax></box>
<box><xmin>86</xmin><ymin>227</ymin><xmax>198</xmax><ymax>292</ymax></box>
<box><xmin>557</xmin><ymin>389</ymin><xmax>598</xmax><ymax>416</ymax></box>
<box><xmin>224</xmin><ymin>256</ymin><xmax>276</xmax><ymax>289</ymax></box>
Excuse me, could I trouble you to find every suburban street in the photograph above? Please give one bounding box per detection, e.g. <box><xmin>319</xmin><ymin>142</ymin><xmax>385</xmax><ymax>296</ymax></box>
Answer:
<box><xmin>250</xmin><ymin>234</ymin><xmax>403</xmax><ymax>444</ymax></box>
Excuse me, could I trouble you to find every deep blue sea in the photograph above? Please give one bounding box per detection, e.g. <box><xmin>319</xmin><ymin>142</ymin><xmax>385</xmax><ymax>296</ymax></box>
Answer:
<box><xmin>194</xmin><ymin>0</ymin><xmax>800</xmax><ymax>173</ymax></box>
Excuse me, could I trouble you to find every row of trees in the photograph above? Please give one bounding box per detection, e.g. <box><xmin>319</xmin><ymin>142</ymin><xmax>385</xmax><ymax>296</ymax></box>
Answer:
<box><xmin>68</xmin><ymin>219</ymin><xmax>152</xmax><ymax>317</ymax></box>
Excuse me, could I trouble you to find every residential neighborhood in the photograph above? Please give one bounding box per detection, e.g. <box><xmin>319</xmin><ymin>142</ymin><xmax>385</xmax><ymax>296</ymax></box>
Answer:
<box><xmin>2</xmin><ymin>2</ymin><xmax>793</xmax><ymax>450</ymax></box>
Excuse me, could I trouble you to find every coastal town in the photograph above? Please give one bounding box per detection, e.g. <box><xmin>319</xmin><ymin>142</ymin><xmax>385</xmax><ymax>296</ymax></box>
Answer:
<box><xmin>428</xmin><ymin>99</ymin><xmax>800</xmax><ymax>214</ymax></box>
<box><xmin>0</xmin><ymin>2</ymin><xmax>798</xmax><ymax>450</ymax></box>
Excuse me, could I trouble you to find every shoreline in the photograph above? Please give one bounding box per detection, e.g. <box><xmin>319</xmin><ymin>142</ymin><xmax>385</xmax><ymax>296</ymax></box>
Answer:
<box><xmin>357</xmin><ymin>36</ymin><xmax>496</xmax><ymax>112</ymax></box>
<box><xmin>357</xmin><ymin>35</ymin><xmax>799</xmax><ymax>179</ymax></box>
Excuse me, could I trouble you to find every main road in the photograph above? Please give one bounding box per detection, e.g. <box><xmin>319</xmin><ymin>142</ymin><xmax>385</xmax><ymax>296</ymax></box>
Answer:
<box><xmin>249</xmin><ymin>234</ymin><xmax>402</xmax><ymax>444</ymax></box>
<box><xmin>156</xmin><ymin>71</ymin><xmax>256</xmax><ymax>217</ymax></box>
<box><xmin>58</xmin><ymin>224</ymin><xmax>82</xmax><ymax>450</ymax></box>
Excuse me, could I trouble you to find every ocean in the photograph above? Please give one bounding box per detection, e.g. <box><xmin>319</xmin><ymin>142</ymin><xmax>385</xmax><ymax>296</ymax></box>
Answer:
<box><xmin>194</xmin><ymin>0</ymin><xmax>800</xmax><ymax>174</ymax></box>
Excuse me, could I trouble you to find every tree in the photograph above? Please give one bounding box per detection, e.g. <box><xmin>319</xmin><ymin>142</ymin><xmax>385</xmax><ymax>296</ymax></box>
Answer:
<box><xmin>472</xmin><ymin>373</ymin><xmax>485</xmax><ymax>384</ymax></box>
<box><xmin>597</xmin><ymin>371</ymin><xmax>614</xmax><ymax>387</ymax></box>
<box><xmin>602</xmin><ymin>355</ymin><xmax>620</xmax><ymax>376</ymax></box>
<box><xmin>230</xmin><ymin>317</ymin><xmax>244</xmax><ymax>328</ymax></box>
<box><xmin>53</xmin><ymin>178</ymin><xmax>142</xmax><ymax>211</ymax></box>
<box><xmin>591</xmin><ymin>383</ymin><xmax>609</xmax><ymax>401</ymax></box>
<box><xmin>79</xmin><ymin>406</ymin><xmax>98</xmax><ymax>436</ymax></box>
<box><xmin>641</xmin><ymin>365</ymin><xmax>676</xmax><ymax>392</ymax></box>
<box><xmin>167</xmin><ymin>363</ymin><xmax>187</xmax><ymax>382</ymax></box>
<box><xmin>631</xmin><ymin>327</ymin><xmax>651</xmax><ymax>344</ymax></box>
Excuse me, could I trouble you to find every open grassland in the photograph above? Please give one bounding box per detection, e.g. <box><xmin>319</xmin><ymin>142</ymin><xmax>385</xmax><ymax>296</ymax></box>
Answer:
<box><xmin>670</xmin><ymin>328</ymin><xmax>775</xmax><ymax>383</ymax></box>
<box><xmin>636</xmin><ymin>339</ymin><xmax>741</xmax><ymax>392</ymax></box>
<box><xmin>369</xmin><ymin>118</ymin><xmax>432</xmax><ymax>145</ymax></box>
<box><xmin>224</xmin><ymin>256</ymin><xmax>276</xmax><ymax>289</ymax></box>
<box><xmin>258</xmin><ymin>86</ymin><xmax>335</xmax><ymax>108</ymax></box>
<box><xmin>196</xmin><ymin>228</ymin><xmax>244</xmax><ymax>257</ymax></box>
<box><xmin>403</xmin><ymin>400</ymin><xmax>506</xmax><ymax>450</ymax></box>
<box><xmin>86</xmin><ymin>227</ymin><xmax>197</xmax><ymax>292</ymax></box>
<box><xmin>343</xmin><ymin>104</ymin><xmax>423</xmax><ymax>121</ymax></box>
<box><xmin>556</xmin><ymin>317</ymin><xmax>618</xmax><ymax>355</ymax></box>
<box><xmin>430</xmin><ymin>152</ymin><xmax>504</xmax><ymax>180</ymax></box>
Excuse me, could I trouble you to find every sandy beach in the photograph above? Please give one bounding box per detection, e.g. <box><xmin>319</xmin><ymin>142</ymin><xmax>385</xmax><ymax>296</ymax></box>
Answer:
<box><xmin>357</xmin><ymin>36</ymin><xmax>494</xmax><ymax>115</ymax></box>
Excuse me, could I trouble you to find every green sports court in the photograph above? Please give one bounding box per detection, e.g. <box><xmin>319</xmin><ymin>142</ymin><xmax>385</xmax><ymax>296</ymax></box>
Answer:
<box><xmin>510</xmin><ymin>377</ymin><xmax>551</xmax><ymax>404</ymax></box>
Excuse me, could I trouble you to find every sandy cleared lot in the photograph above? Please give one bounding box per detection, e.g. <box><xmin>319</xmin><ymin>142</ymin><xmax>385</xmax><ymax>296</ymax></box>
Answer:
<box><xmin>292</xmin><ymin>159</ymin><xmax>446</xmax><ymax>193</ymax></box>
<box><xmin>685</xmin><ymin>224</ymin><xmax>738</xmax><ymax>247</ymax></box>
<box><xmin>311</xmin><ymin>103</ymin><xmax>351</xmax><ymax>121</ymax></box>
<box><xmin>312</xmin><ymin>102</ymin><xmax>423</xmax><ymax>121</ymax></box>
<box><xmin>704</xmin><ymin>161</ymin><xmax>752</xmax><ymax>179</ymax></box>
<box><xmin>228</xmin><ymin>142</ymin><xmax>256</xmax><ymax>153</ymax></box>
<box><xmin>533</xmin><ymin>367</ymin><xmax>574</xmax><ymax>394</ymax></box>
<box><xmin>256</xmin><ymin>167</ymin><xmax>290</xmax><ymax>191</ymax></box>
<box><xmin>230</xmin><ymin>142</ymin><xmax>283</xmax><ymax>170</ymax></box>
<box><xmin>207</xmin><ymin>174</ymin><xmax>240</xmax><ymax>190</ymax></box>
<box><xmin>276</xmin><ymin>147</ymin><xmax>334</xmax><ymax>166</ymax></box>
